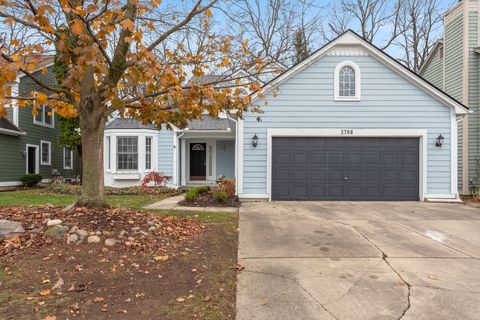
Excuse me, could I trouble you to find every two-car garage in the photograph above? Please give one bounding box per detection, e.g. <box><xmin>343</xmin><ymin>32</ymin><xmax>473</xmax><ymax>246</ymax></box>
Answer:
<box><xmin>271</xmin><ymin>137</ymin><xmax>420</xmax><ymax>201</ymax></box>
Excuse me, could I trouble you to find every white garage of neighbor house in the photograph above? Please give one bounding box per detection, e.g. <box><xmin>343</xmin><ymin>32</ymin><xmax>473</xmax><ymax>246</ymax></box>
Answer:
<box><xmin>104</xmin><ymin>30</ymin><xmax>468</xmax><ymax>201</ymax></box>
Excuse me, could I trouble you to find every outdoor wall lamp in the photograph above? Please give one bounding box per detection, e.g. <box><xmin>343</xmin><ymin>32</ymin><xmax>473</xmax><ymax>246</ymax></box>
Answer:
<box><xmin>436</xmin><ymin>134</ymin><xmax>444</xmax><ymax>148</ymax></box>
<box><xmin>252</xmin><ymin>134</ymin><xmax>258</xmax><ymax>147</ymax></box>
<box><xmin>21</xmin><ymin>149</ymin><xmax>26</xmax><ymax>157</ymax></box>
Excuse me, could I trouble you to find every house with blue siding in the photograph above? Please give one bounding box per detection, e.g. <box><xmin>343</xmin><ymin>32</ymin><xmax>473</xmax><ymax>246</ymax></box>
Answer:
<box><xmin>104</xmin><ymin>30</ymin><xmax>467</xmax><ymax>201</ymax></box>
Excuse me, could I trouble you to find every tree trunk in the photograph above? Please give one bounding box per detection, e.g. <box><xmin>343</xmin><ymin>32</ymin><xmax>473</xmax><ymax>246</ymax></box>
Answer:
<box><xmin>76</xmin><ymin>109</ymin><xmax>108</xmax><ymax>207</ymax></box>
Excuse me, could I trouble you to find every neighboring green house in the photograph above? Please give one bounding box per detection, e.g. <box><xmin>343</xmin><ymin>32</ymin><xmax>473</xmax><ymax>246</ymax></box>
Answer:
<box><xmin>420</xmin><ymin>0</ymin><xmax>480</xmax><ymax>194</ymax></box>
<box><xmin>0</xmin><ymin>57</ymin><xmax>80</xmax><ymax>187</ymax></box>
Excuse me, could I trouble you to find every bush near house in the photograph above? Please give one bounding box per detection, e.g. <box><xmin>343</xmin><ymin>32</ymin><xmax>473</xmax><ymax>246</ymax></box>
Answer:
<box><xmin>217</xmin><ymin>177</ymin><xmax>236</xmax><ymax>196</ymax></box>
<box><xmin>20</xmin><ymin>174</ymin><xmax>42</xmax><ymax>187</ymax></box>
<box><xmin>213</xmin><ymin>190</ymin><xmax>229</xmax><ymax>203</ymax></box>
<box><xmin>141</xmin><ymin>171</ymin><xmax>171</xmax><ymax>187</ymax></box>
<box><xmin>185</xmin><ymin>186</ymin><xmax>210</xmax><ymax>202</ymax></box>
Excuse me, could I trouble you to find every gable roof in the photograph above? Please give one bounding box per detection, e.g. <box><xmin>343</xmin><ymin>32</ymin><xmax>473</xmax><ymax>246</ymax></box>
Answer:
<box><xmin>418</xmin><ymin>39</ymin><xmax>444</xmax><ymax>75</ymax></box>
<box><xmin>0</xmin><ymin>118</ymin><xmax>25</xmax><ymax>136</ymax></box>
<box><xmin>254</xmin><ymin>30</ymin><xmax>467</xmax><ymax>115</ymax></box>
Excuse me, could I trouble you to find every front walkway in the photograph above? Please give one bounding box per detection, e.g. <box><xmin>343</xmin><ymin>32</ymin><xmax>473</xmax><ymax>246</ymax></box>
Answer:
<box><xmin>237</xmin><ymin>201</ymin><xmax>480</xmax><ymax>320</ymax></box>
<box><xmin>144</xmin><ymin>194</ymin><xmax>238</xmax><ymax>213</ymax></box>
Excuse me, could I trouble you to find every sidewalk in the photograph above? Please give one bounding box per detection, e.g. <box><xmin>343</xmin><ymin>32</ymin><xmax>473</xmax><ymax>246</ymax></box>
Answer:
<box><xmin>143</xmin><ymin>194</ymin><xmax>239</xmax><ymax>213</ymax></box>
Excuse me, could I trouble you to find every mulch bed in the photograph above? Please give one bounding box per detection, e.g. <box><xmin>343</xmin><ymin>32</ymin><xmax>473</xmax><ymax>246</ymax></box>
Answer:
<box><xmin>178</xmin><ymin>192</ymin><xmax>240</xmax><ymax>208</ymax></box>
<box><xmin>0</xmin><ymin>206</ymin><xmax>238</xmax><ymax>319</ymax></box>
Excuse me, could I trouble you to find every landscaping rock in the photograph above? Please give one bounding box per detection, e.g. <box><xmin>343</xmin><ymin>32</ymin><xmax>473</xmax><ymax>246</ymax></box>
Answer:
<box><xmin>67</xmin><ymin>234</ymin><xmax>79</xmax><ymax>244</ymax></box>
<box><xmin>46</xmin><ymin>219</ymin><xmax>62</xmax><ymax>227</ymax></box>
<box><xmin>76</xmin><ymin>229</ymin><xmax>88</xmax><ymax>237</ymax></box>
<box><xmin>45</xmin><ymin>225</ymin><xmax>69</xmax><ymax>238</ymax></box>
<box><xmin>132</xmin><ymin>227</ymin><xmax>141</xmax><ymax>232</ymax></box>
<box><xmin>105</xmin><ymin>238</ymin><xmax>117</xmax><ymax>246</ymax></box>
<box><xmin>147</xmin><ymin>221</ymin><xmax>155</xmax><ymax>226</ymax></box>
<box><xmin>87</xmin><ymin>235</ymin><xmax>101</xmax><ymax>243</ymax></box>
<box><xmin>148</xmin><ymin>226</ymin><xmax>156</xmax><ymax>232</ymax></box>
<box><xmin>95</xmin><ymin>231</ymin><xmax>101</xmax><ymax>236</ymax></box>
<box><xmin>119</xmin><ymin>230</ymin><xmax>128</xmax><ymax>238</ymax></box>
<box><xmin>69</xmin><ymin>226</ymin><xmax>78</xmax><ymax>233</ymax></box>
<box><xmin>0</xmin><ymin>220</ymin><xmax>25</xmax><ymax>238</ymax></box>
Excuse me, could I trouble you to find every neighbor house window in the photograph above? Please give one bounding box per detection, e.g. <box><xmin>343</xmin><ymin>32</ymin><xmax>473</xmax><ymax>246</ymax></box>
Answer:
<box><xmin>334</xmin><ymin>61</ymin><xmax>361</xmax><ymax>101</ymax></box>
<box><xmin>145</xmin><ymin>137</ymin><xmax>152</xmax><ymax>170</ymax></box>
<box><xmin>117</xmin><ymin>136</ymin><xmax>138</xmax><ymax>170</ymax></box>
<box><xmin>63</xmin><ymin>147</ymin><xmax>73</xmax><ymax>170</ymax></box>
<box><xmin>34</xmin><ymin>105</ymin><xmax>54</xmax><ymax>127</ymax></box>
<box><xmin>40</xmin><ymin>140</ymin><xmax>51</xmax><ymax>165</ymax></box>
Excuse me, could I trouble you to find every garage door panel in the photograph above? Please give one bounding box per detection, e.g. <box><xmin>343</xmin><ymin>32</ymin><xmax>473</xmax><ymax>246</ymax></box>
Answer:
<box><xmin>272</xmin><ymin>137</ymin><xmax>419</xmax><ymax>201</ymax></box>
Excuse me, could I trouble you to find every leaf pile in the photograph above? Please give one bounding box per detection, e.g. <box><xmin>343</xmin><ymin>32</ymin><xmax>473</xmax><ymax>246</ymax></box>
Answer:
<box><xmin>0</xmin><ymin>205</ymin><xmax>203</xmax><ymax>259</ymax></box>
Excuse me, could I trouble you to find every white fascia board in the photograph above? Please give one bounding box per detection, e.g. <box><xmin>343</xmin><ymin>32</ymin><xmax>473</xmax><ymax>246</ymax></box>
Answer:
<box><xmin>0</xmin><ymin>128</ymin><xmax>26</xmax><ymax>136</ymax></box>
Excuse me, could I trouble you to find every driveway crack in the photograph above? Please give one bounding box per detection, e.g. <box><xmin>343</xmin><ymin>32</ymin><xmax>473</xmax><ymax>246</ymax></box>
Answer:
<box><xmin>242</xmin><ymin>269</ymin><xmax>340</xmax><ymax>320</ymax></box>
<box><xmin>332</xmin><ymin>221</ymin><xmax>412</xmax><ymax>320</ymax></box>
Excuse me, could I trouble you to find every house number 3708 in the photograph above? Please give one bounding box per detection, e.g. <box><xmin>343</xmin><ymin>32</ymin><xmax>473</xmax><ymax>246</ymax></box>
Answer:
<box><xmin>341</xmin><ymin>129</ymin><xmax>354</xmax><ymax>135</ymax></box>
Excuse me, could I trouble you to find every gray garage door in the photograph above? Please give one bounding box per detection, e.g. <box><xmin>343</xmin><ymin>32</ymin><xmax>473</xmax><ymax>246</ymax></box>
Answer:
<box><xmin>272</xmin><ymin>137</ymin><xmax>419</xmax><ymax>201</ymax></box>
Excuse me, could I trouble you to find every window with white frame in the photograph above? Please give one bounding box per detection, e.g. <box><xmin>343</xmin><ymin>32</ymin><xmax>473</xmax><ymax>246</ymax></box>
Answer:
<box><xmin>34</xmin><ymin>105</ymin><xmax>54</xmax><ymax>127</ymax></box>
<box><xmin>40</xmin><ymin>140</ymin><xmax>51</xmax><ymax>165</ymax></box>
<box><xmin>334</xmin><ymin>61</ymin><xmax>361</xmax><ymax>101</ymax></box>
<box><xmin>145</xmin><ymin>137</ymin><xmax>152</xmax><ymax>170</ymax></box>
<box><xmin>63</xmin><ymin>147</ymin><xmax>73</xmax><ymax>170</ymax></box>
<box><xmin>117</xmin><ymin>136</ymin><xmax>138</xmax><ymax>170</ymax></box>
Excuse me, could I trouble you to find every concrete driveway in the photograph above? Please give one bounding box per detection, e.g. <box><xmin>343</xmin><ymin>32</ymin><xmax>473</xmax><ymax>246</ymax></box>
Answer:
<box><xmin>236</xmin><ymin>201</ymin><xmax>480</xmax><ymax>320</ymax></box>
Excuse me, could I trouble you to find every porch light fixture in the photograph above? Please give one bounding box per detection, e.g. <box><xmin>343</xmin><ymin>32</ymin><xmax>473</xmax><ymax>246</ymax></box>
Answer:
<box><xmin>252</xmin><ymin>134</ymin><xmax>258</xmax><ymax>147</ymax></box>
<box><xmin>436</xmin><ymin>134</ymin><xmax>444</xmax><ymax>148</ymax></box>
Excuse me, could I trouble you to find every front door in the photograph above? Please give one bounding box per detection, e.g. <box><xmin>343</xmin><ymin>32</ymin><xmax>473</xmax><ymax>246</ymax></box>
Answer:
<box><xmin>27</xmin><ymin>146</ymin><xmax>38</xmax><ymax>174</ymax></box>
<box><xmin>190</xmin><ymin>143</ymin><xmax>207</xmax><ymax>180</ymax></box>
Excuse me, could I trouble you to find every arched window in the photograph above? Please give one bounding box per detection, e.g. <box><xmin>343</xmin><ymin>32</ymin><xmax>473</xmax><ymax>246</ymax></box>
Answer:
<box><xmin>334</xmin><ymin>61</ymin><xmax>361</xmax><ymax>101</ymax></box>
<box><xmin>339</xmin><ymin>66</ymin><xmax>355</xmax><ymax>97</ymax></box>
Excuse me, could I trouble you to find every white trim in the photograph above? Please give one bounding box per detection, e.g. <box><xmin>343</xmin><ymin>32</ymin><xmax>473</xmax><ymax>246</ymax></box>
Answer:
<box><xmin>334</xmin><ymin>60</ymin><xmax>361</xmax><ymax>101</ymax></box>
<box><xmin>172</xmin><ymin>126</ymin><xmax>182</xmax><ymax>188</ymax></box>
<box><xmin>33</xmin><ymin>105</ymin><xmax>55</xmax><ymax>128</ymax></box>
<box><xmin>451</xmin><ymin>109</ymin><xmax>458</xmax><ymax>196</ymax></box>
<box><xmin>183</xmin><ymin>139</ymin><xmax>217</xmax><ymax>184</ymax></box>
<box><xmin>266</xmin><ymin>128</ymin><xmax>430</xmax><ymax>201</ymax></box>
<box><xmin>40</xmin><ymin>140</ymin><xmax>51</xmax><ymax>165</ymax></box>
<box><xmin>253</xmin><ymin>31</ymin><xmax>468</xmax><ymax>115</ymax></box>
<box><xmin>105</xmin><ymin>128</ymin><xmax>158</xmax><ymax>134</ymax></box>
<box><xmin>238</xmin><ymin>193</ymin><xmax>269</xmax><ymax>199</ymax></box>
<box><xmin>63</xmin><ymin>147</ymin><xmax>73</xmax><ymax>170</ymax></box>
<box><xmin>237</xmin><ymin>118</ymin><xmax>244</xmax><ymax>194</ymax></box>
<box><xmin>0</xmin><ymin>181</ymin><xmax>23</xmax><ymax>187</ymax></box>
<box><xmin>424</xmin><ymin>194</ymin><xmax>458</xmax><ymax>200</ymax></box>
<box><xmin>25</xmin><ymin>144</ymin><xmax>39</xmax><ymax>174</ymax></box>
<box><xmin>181</xmin><ymin>138</ymin><xmax>186</xmax><ymax>186</ymax></box>
<box><xmin>0</xmin><ymin>128</ymin><xmax>26</xmax><ymax>136</ymax></box>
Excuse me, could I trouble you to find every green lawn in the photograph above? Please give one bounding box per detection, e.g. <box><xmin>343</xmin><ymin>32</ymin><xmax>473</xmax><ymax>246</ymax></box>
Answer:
<box><xmin>0</xmin><ymin>190</ymin><xmax>165</xmax><ymax>209</ymax></box>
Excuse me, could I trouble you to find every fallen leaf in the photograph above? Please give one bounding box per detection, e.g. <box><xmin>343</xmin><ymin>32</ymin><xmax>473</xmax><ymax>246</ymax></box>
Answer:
<box><xmin>41</xmin><ymin>316</ymin><xmax>56</xmax><ymax>320</ymax></box>
<box><xmin>154</xmin><ymin>255</ymin><xmax>169</xmax><ymax>261</ymax></box>
<box><xmin>93</xmin><ymin>297</ymin><xmax>105</xmax><ymax>303</ymax></box>
<box><xmin>176</xmin><ymin>297</ymin><xmax>185</xmax><ymax>303</ymax></box>
<box><xmin>39</xmin><ymin>289</ymin><xmax>51</xmax><ymax>296</ymax></box>
<box><xmin>52</xmin><ymin>277</ymin><xmax>64</xmax><ymax>290</ymax></box>
<box><xmin>42</xmin><ymin>279</ymin><xmax>51</xmax><ymax>284</ymax></box>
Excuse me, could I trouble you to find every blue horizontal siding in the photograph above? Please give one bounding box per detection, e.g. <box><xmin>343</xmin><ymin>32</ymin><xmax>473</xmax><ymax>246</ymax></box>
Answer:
<box><xmin>158</xmin><ymin>126</ymin><xmax>174</xmax><ymax>176</ymax></box>
<box><xmin>242</xmin><ymin>54</ymin><xmax>452</xmax><ymax>196</ymax></box>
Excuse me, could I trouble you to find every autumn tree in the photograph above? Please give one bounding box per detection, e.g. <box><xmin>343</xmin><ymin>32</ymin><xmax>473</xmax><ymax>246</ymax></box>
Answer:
<box><xmin>0</xmin><ymin>0</ymin><xmax>263</xmax><ymax>207</ymax></box>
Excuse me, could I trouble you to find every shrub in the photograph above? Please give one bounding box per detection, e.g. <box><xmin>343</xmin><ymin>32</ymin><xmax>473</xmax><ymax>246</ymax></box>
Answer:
<box><xmin>217</xmin><ymin>177</ymin><xmax>235</xmax><ymax>196</ymax></box>
<box><xmin>46</xmin><ymin>184</ymin><xmax>177</xmax><ymax>196</ymax></box>
<box><xmin>20</xmin><ymin>173</ymin><xmax>42</xmax><ymax>187</ymax></box>
<box><xmin>141</xmin><ymin>171</ymin><xmax>171</xmax><ymax>187</ymax></box>
<box><xmin>185</xmin><ymin>186</ymin><xmax>209</xmax><ymax>202</ymax></box>
<box><xmin>213</xmin><ymin>190</ymin><xmax>229</xmax><ymax>203</ymax></box>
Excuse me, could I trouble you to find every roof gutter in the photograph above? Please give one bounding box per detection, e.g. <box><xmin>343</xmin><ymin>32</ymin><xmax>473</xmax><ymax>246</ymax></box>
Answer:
<box><xmin>0</xmin><ymin>128</ymin><xmax>26</xmax><ymax>136</ymax></box>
